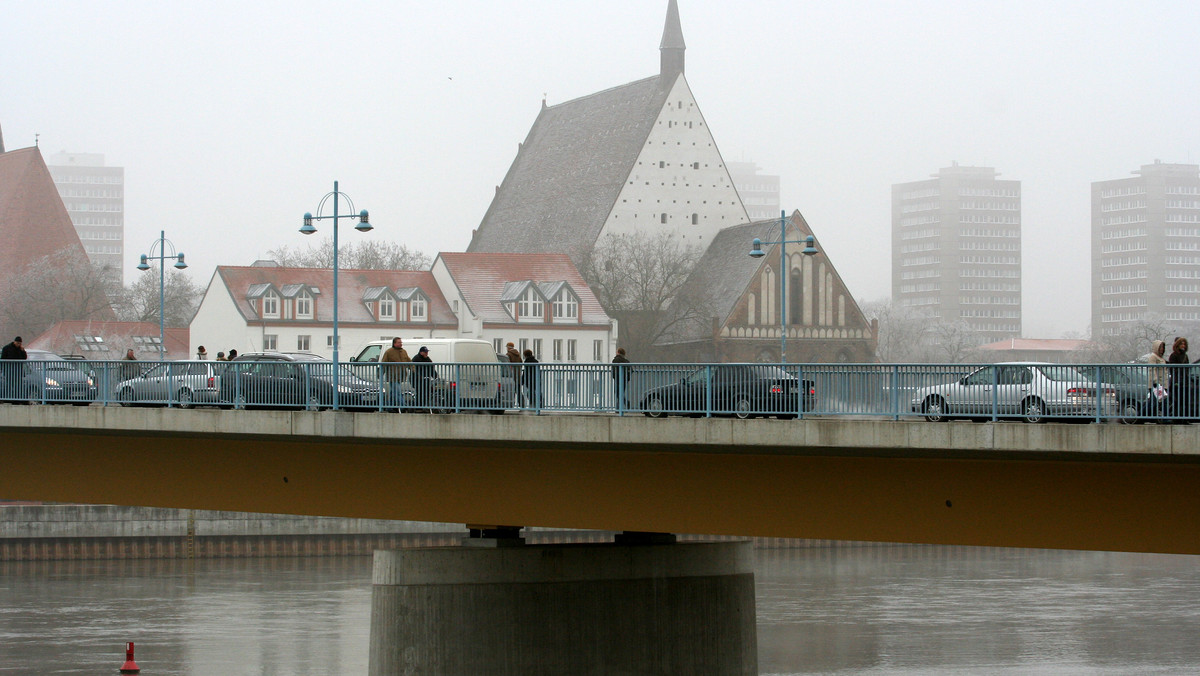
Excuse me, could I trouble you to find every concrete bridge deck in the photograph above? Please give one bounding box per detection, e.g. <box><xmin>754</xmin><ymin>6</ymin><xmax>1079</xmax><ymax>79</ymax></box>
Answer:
<box><xmin>2</xmin><ymin>406</ymin><xmax>1198</xmax><ymax>554</ymax></box>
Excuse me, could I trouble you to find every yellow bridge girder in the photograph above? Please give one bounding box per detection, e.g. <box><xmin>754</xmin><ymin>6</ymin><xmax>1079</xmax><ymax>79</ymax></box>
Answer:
<box><xmin>1</xmin><ymin>408</ymin><xmax>1198</xmax><ymax>554</ymax></box>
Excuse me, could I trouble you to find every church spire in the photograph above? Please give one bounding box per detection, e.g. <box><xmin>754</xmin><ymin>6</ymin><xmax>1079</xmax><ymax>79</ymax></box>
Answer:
<box><xmin>659</xmin><ymin>0</ymin><xmax>686</xmax><ymax>86</ymax></box>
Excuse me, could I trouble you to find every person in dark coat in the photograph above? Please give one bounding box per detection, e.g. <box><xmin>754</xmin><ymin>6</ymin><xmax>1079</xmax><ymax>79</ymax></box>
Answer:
<box><xmin>611</xmin><ymin>347</ymin><xmax>631</xmax><ymax>409</ymax></box>
<box><xmin>522</xmin><ymin>349</ymin><xmax>542</xmax><ymax>409</ymax></box>
<box><xmin>1</xmin><ymin>336</ymin><xmax>26</xmax><ymax>401</ymax></box>
<box><xmin>1166</xmin><ymin>337</ymin><xmax>1191</xmax><ymax>419</ymax></box>
<box><xmin>505</xmin><ymin>342</ymin><xmax>523</xmax><ymax>406</ymax></box>
<box><xmin>411</xmin><ymin>346</ymin><xmax>435</xmax><ymax>408</ymax></box>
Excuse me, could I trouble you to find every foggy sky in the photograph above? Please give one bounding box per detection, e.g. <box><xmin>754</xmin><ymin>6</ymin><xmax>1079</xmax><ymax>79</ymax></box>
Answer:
<box><xmin>3</xmin><ymin>0</ymin><xmax>1198</xmax><ymax>338</ymax></box>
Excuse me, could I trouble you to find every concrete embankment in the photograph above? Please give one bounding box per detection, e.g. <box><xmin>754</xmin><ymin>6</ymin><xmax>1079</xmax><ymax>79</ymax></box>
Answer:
<box><xmin>0</xmin><ymin>504</ymin><xmax>883</xmax><ymax>561</ymax></box>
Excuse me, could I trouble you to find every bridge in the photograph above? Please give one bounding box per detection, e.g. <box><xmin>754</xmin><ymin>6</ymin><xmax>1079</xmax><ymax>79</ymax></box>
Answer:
<box><xmin>3</xmin><ymin>405</ymin><xmax>1197</xmax><ymax>555</ymax></box>
<box><xmin>5</xmin><ymin>405</ymin><xmax>1199</xmax><ymax>674</ymax></box>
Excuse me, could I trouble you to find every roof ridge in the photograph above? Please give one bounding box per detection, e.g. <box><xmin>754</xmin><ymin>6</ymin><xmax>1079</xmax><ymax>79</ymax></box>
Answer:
<box><xmin>544</xmin><ymin>74</ymin><xmax>660</xmax><ymax>110</ymax></box>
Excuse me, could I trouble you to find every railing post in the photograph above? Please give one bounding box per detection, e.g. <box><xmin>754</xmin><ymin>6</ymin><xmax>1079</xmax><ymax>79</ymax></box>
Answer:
<box><xmin>705</xmin><ymin>365</ymin><xmax>713</xmax><ymax>418</ymax></box>
<box><xmin>990</xmin><ymin>365</ymin><xmax>999</xmax><ymax>422</ymax></box>
<box><xmin>890</xmin><ymin>365</ymin><xmax>899</xmax><ymax>421</ymax></box>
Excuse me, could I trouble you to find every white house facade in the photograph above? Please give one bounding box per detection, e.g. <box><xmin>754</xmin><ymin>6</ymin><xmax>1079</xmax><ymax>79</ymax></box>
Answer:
<box><xmin>190</xmin><ymin>255</ymin><xmax>616</xmax><ymax>365</ymax></box>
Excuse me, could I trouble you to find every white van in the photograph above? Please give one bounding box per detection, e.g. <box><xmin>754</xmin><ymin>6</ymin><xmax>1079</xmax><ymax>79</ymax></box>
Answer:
<box><xmin>350</xmin><ymin>338</ymin><xmax>505</xmax><ymax>412</ymax></box>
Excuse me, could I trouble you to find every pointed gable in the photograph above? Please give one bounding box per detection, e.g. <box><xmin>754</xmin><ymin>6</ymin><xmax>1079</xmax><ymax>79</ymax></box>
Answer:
<box><xmin>659</xmin><ymin>211</ymin><xmax>876</xmax><ymax>361</ymax></box>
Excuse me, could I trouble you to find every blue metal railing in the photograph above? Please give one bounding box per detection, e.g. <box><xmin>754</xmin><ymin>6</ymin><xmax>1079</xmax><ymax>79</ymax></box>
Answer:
<box><xmin>0</xmin><ymin>359</ymin><xmax>1195</xmax><ymax>423</ymax></box>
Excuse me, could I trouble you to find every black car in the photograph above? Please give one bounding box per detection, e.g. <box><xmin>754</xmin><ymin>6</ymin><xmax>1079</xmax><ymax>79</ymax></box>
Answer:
<box><xmin>0</xmin><ymin>349</ymin><xmax>97</xmax><ymax>405</ymax></box>
<box><xmin>640</xmin><ymin>364</ymin><xmax>815</xmax><ymax>419</ymax></box>
<box><xmin>218</xmin><ymin>352</ymin><xmax>382</xmax><ymax>410</ymax></box>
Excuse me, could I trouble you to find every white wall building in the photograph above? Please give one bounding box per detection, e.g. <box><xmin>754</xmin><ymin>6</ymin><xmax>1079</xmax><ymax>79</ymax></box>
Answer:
<box><xmin>191</xmin><ymin>254</ymin><xmax>616</xmax><ymax>364</ymax></box>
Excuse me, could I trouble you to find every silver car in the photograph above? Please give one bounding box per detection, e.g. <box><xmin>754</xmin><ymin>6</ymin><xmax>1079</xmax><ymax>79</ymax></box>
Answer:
<box><xmin>114</xmin><ymin>361</ymin><xmax>222</xmax><ymax>408</ymax></box>
<box><xmin>911</xmin><ymin>362</ymin><xmax>1118</xmax><ymax>423</ymax></box>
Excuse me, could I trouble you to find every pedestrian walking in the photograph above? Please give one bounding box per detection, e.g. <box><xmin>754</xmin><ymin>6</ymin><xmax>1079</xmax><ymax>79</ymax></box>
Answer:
<box><xmin>1148</xmin><ymin>339</ymin><xmax>1168</xmax><ymax>417</ymax></box>
<box><xmin>1166</xmin><ymin>337</ymin><xmax>1191</xmax><ymax>420</ymax></box>
<box><xmin>522</xmin><ymin>349</ymin><xmax>542</xmax><ymax>410</ymax></box>
<box><xmin>381</xmin><ymin>337</ymin><xmax>413</xmax><ymax>409</ymax></box>
<box><xmin>196</xmin><ymin>346</ymin><xmax>208</xmax><ymax>360</ymax></box>
<box><xmin>1</xmin><ymin>336</ymin><xmax>27</xmax><ymax>402</ymax></box>
<box><xmin>215</xmin><ymin>351</ymin><xmax>226</xmax><ymax>361</ymax></box>
<box><xmin>227</xmin><ymin>349</ymin><xmax>238</xmax><ymax>360</ymax></box>
<box><xmin>611</xmin><ymin>347</ymin><xmax>631</xmax><ymax>410</ymax></box>
<box><xmin>505</xmin><ymin>341</ymin><xmax>523</xmax><ymax>406</ymax></box>
<box><xmin>120</xmin><ymin>348</ymin><xmax>140</xmax><ymax>381</ymax></box>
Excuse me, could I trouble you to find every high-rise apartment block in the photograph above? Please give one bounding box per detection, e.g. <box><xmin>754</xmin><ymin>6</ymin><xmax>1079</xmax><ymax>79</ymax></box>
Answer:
<box><xmin>1091</xmin><ymin>160</ymin><xmax>1200</xmax><ymax>337</ymax></box>
<box><xmin>44</xmin><ymin>152</ymin><xmax>124</xmax><ymax>284</ymax></box>
<box><xmin>727</xmin><ymin>161</ymin><xmax>780</xmax><ymax>222</ymax></box>
<box><xmin>892</xmin><ymin>163</ymin><xmax>1022</xmax><ymax>343</ymax></box>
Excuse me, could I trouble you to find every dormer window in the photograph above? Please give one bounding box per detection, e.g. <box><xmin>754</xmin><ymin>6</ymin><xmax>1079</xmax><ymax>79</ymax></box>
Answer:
<box><xmin>411</xmin><ymin>296</ymin><xmax>427</xmax><ymax>321</ymax></box>
<box><xmin>552</xmin><ymin>290</ymin><xmax>578</xmax><ymax>322</ymax></box>
<box><xmin>262</xmin><ymin>291</ymin><xmax>280</xmax><ymax>318</ymax></box>
<box><xmin>380</xmin><ymin>297</ymin><xmax>395</xmax><ymax>320</ymax></box>
<box><xmin>519</xmin><ymin>287</ymin><xmax>544</xmax><ymax>322</ymax></box>
<box><xmin>296</xmin><ymin>291</ymin><xmax>313</xmax><ymax>319</ymax></box>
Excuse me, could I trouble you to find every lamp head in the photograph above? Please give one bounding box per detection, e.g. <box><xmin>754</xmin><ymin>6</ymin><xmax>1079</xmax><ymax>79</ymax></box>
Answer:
<box><xmin>300</xmin><ymin>212</ymin><xmax>316</xmax><ymax>235</ymax></box>
<box><xmin>802</xmin><ymin>235</ymin><xmax>818</xmax><ymax>256</ymax></box>
<box><xmin>174</xmin><ymin>253</ymin><xmax>188</xmax><ymax>270</ymax></box>
<box><xmin>355</xmin><ymin>209</ymin><xmax>372</xmax><ymax>232</ymax></box>
<box><xmin>136</xmin><ymin>255</ymin><xmax>150</xmax><ymax>271</ymax></box>
<box><xmin>748</xmin><ymin>238</ymin><xmax>765</xmax><ymax>258</ymax></box>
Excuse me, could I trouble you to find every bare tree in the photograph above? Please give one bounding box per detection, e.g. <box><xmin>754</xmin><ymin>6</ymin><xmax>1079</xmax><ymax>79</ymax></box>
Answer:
<box><xmin>115</xmin><ymin>268</ymin><xmax>204</xmax><ymax>327</ymax></box>
<box><xmin>267</xmin><ymin>237</ymin><xmax>431</xmax><ymax>271</ymax></box>
<box><xmin>860</xmin><ymin>297</ymin><xmax>933</xmax><ymax>362</ymax></box>
<box><xmin>579</xmin><ymin>232</ymin><xmax>710</xmax><ymax>360</ymax></box>
<box><xmin>0</xmin><ymin>248</ymin><xmax>119</xmax><ymax>340</ymax></box>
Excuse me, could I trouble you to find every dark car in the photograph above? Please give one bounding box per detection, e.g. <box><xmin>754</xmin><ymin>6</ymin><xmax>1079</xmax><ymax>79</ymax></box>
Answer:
<box><xmin>218</xmin><ymin>352</ymin><xmax>382</xmax><ymax>410</ymax></box>
<box><xmin>2</xmin><ymin>349</ymin><xmax>98</xmax><ymax>405</ymax></box>
<box><xmin>640</xmin><ymin>364</ymin><xmax>815</xmax><ymax>419</ymax></box>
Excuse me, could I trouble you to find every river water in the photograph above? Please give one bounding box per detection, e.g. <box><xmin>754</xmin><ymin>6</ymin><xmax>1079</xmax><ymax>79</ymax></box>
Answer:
<box><xmin>1</xmin><ymin>545</ymin><xmax>1198</xmax><ymax>674</ymax></box>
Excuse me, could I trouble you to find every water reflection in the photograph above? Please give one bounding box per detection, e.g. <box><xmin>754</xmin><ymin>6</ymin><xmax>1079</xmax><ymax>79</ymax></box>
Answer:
<box><xmin>1</xmin><ymin>547</ymin><xmax>1198</xmax><ymax>674</ymax></box>
<box><xmin>755</xmin><ymin>546</ymin><xmax>1200</xmax><ymax>675</ymax></box>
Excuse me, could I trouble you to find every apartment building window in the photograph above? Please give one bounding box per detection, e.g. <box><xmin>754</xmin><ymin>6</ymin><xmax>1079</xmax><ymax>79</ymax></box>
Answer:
<box><xmin>264</xmin><ymin>335</ymin><xmax>278</xmax><ymax>351</ymax></box>
<box><xmin>296</xmin><ymin>292</ymin><xmax>313</xmax><ymax>319</ymax></box>
<box><xmin>493</xmin><ymin>338</ymin><xmax>503</xmax><ymax>353</ymax></box>
<box><xmin>262</xmin><ymin>291</ymin><xmax>279</xmax><ymax>318</ymax></box>
<box><xmin>519</xmin><ymin>338</ymin><xmax>529</xmax><ymax>355</ymax></box>
<box><xmin>553</xmin><ymin>339</ymin><xmax>563</xmax><ymax>361</ymax></box>
<box><xmin>411</xmin><ymin>297</ymin><xmax>427</xmax><ymax>321</ymax></box>
<box><xmin>593</xmin><ymin>340</ymin><xmax>603</xmax><ymax>361</ymax></box>
<box><xmin>380</xmin><ymin>297</ymin><xmax>395</xmax><ymax>320</ymax></box>
<box><xmin>533</xmin><ymin>338</ymin><xmax>543</xmax><ymax>359</ymax></box>
<box><xmin>567</xmin><ymin>339</ymin><xmax>577</xmax><ymax>362</ymax></box>
<box><xmin>297</xmin><ymin>335</ymin><xmax>311</xmax><ymax>351</ymax></box>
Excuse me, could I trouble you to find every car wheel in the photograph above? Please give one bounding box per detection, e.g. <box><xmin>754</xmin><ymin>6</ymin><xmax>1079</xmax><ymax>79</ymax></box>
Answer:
<box><xmin>234</xmin><ymin>393</ymin><xmax>248</xmax><ymax>410</ymax></box>
<box><xmin>733</xmin><ymin>396</ymin><xmax>754</xmax><ymax>420</ymax></box>
<box><xmin>922</xmin><ymin>396</ymin><xmax>947</xmax><ymax>423</ymax></box>
<box><xmin>117</xmin><ymin>387</ymin><xmax>135</xmax><ymax>407</ymax></box>
<box><xmin>176</xmin><ymin>388</ymin><xmax>194</xmax><ymax>409</ymax></box>
<box><xmin>1022</xmin><ymin>398</ymin><xmax>1047</xmax><ymax>424</ymax></box>
<box><xmin>1118</xmin><ymin>400</ymin><xmax>1140</xmax><ymax>425</ymax></box>
<box><xmin>645</xmin><ymin>395</ymin><xmax>666</xmax><ymax>418</ymax></box>
<box><xmin>306</xmin><ymin>393</ymin><xmax>322</xmax><ymax>411</ymax></box>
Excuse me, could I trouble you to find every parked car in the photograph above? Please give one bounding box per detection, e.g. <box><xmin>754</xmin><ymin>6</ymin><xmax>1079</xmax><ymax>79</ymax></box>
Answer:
<box><xmin>218</xmin><ymin>352</ymin><xmax>382</xmax><ymax>410</ymax></box>
<box><xmin>114</xmin><ymin>361</ymin><xmax>223</xmax><ymax>408</ymax></box>
<box><xmin>911</xmin><ymin>362</ymin><xmax>1118</xmax><ymax>423</ymax></box>
<box><xmin>640</xmin><ymin>364</ymin><xmax>815</xmax><ymax>419</ymax></box>
<box><xmin>5</xmin><ymin>349</ymin><xmax>98</xmax><ymax>405</ymax></box>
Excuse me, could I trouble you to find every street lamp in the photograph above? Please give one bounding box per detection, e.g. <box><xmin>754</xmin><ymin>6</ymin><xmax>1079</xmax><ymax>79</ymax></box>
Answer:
<box><xmin>301</xmin><ymin>180</ymin><xmax>372</xmax><ymax>410</ymax></box>
<box><xmin>748</xmin><ymin>210</ymin><xmax>818</xmax><ymax>363</ymax></box>
<box><xmin>136</xmin><ymin>231</ymin><xmax>188</xmax><ymax>360</ymax></box>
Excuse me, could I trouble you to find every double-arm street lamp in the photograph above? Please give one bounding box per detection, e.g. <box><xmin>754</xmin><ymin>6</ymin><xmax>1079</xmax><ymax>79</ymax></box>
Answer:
<box><xmin>136</xmin><ymin>231</ymin><xmax>188</xmax><ymax>360</ymax></box>
<box><xmin>748</xmin><ymin>210</ymin><xmax>818</xmax><ymax>364</ymax></box>
<box><xmin>301</xmin><ymin>180</ymin><xmax>372</xmax><ymax>410</ymax></box>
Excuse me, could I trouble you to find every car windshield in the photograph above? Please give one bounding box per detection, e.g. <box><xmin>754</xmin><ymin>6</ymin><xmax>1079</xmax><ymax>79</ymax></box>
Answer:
<box><xmin>1036</xmin><ymin>365</ymin><xmax>1087</xmax><ymax>382</ymax></box>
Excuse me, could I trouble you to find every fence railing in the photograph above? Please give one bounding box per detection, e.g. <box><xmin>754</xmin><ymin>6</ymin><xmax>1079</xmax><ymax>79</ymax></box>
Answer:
<box><xmin>0</xmin><ymin>359</ymin><xmax>1194</xmax><ymax>423</ymax></box>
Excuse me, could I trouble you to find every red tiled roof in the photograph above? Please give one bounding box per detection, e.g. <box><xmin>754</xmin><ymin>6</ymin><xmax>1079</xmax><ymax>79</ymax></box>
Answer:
<box><xmin>214</xmin><ymin>266</ymin><xmax>457</xmax><ymax>326</ymax></box>
<box><xmin>28</xmin><ymin>320</ymin><xmax>190</xmax><ymax>359</ymax></box>
<box><xmin>0</xmin><ymin>147</ymin><xmax>114</xmax><ymax>337</ymax></box>
<box><xmin>436</xmin><ymin>252</ymin><xmax>610</xmax><ymax>325</ymax></box>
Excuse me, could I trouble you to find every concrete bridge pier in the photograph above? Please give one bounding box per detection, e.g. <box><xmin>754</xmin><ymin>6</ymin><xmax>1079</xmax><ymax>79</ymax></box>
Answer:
<box><xmin>368</xmin><ymin>539</ymin><xmax>757</xmax><ymax>675</ymax></box>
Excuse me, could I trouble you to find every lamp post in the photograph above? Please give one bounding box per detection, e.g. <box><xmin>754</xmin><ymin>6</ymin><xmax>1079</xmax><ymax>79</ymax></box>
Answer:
<box><xmin>748</xmin><ymin>210</ymin><xmax>818</xmax><ymax>363</ymax></box>
<box><xmin>301</xmin><ymin>180</ymin><xmax>372</xmax><ymax>410</ymax></box>
<box><xmin>136</xmin><ymin>231</ymin><xmax>188</xmax><ymax>360</ymax></box>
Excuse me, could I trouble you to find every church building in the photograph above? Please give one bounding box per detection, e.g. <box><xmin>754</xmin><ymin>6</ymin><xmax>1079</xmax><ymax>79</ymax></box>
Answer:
<box><xmin>467</xmin><ymin>0</ymin><xmax>749</xmax><ymax>263</ymax></box>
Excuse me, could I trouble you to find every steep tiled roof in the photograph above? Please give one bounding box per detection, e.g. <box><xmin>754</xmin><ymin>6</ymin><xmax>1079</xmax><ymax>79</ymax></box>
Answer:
<box><xmin>660</xmin><ymin>212</ymin><xmax>854</xmax><ymax>345</ymax></box>
<box><xmin>28</xmin><ymin>320</ymin><xmax>190</xmax><ymax>359</ymax></box>
<box><xmin>215</xmin><ymin>266</ymin><xmax>456</xmax><ymax>326</ymax></box>
<box><xmin>466</xmin><ymin>75</ymin><xmax>670</xmax><ymax>260</ymax></box>
<box><xmin>437</xmin><ymin>252</ymin><xmax>610</xmax><ymax>326</ymax></box>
